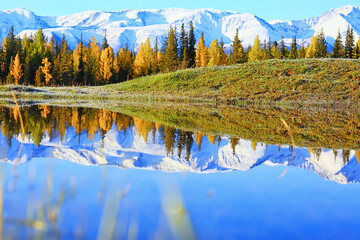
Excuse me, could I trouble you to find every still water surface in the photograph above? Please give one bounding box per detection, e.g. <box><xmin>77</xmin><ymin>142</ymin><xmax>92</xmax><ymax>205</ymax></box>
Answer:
<box><xmin>0</xmin><ymin>105</ymin><xmax>360</xmax><ymax>239</ymax></box>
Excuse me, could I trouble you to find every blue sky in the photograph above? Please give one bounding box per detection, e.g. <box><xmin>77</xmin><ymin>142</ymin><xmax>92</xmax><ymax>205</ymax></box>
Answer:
<box><xmin>1</xmin><ymin>0</ymin><xmax>360</xmax><ymax>21</ymax></box>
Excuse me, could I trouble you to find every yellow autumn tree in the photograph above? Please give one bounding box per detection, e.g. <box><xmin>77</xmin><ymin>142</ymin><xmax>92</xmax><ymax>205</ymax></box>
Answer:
<box><xmin>89</xmin><ymin>37</ymin><xmax>101</xmax><ymax>84</ymax></box>
<box><xmin>195</xmin><ymin>34</ymin><xmax>208</xmax><ymax>67</ymax></box>
<box><xmin>207</xmin><ymin>134</ymin><xmax>217</xmax><ymax>145</ymax></box>
<box><xmin>305</xmin><ymin>35</ymin><xmax>317</xmax><ymax>58</ymax></box>
<box><xmin>248</xmin><ymin>35</ymin><xmax>262</xmax><ymax>62</ymax></box>
<box><xmin>208</xmin><ymin>39</ymin><xmax>221</xmax><ymax>66</ymax></box>
<box><xmin>10</xmin><ymin>53</ymin><xmax>23</xmax><ymax>85</ymax></box>
<box><xmin>251</xmin><ymin>141</ymin><xmax>257</xmax><ymax>151</ymax></box>
<box><xmin>133</xmin><ymin>38</ymin><xmax>156</xmax><ymax>77</ymax></box>
<box><xmin>133</xmin><ymin>43</ymin><xmax>147</xmax><ymax>77</ymax></box>
<box><xmin>41</xmin><ymin>58</ymin><xmax>52</xmax><ymax>85</ymax></box>
<box><xmin>100</xmin><ymin>47</ymin><xmax>114</xmax><ymax>84</ymax></box>
<box><xmin>271</xmin><ymin>44</ymin><xmax>281</xmax><ymax>59</ymax></box>
<box><xmin>194</xmin><ymin>132</ymin><xmax>205</xmax><ymax>151</ymax></box>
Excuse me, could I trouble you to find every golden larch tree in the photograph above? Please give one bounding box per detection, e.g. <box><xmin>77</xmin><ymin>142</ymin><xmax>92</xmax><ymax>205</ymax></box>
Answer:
<box><xmin>41</xmin><ymin>58</ymin><xmax>53</xmax><ymax>85</ymax></box>
<box><xmin>10</xmin><ymin>53</ymin><xmax>23</xmax><ymax>85</ymax></box>
<box><xmin>195</xmin><ymin>34</ymin><xmax>208</xmax><ymax>67</ymax></box>
<box><xmin>208</xmin><ymin>39</ymin><xmax>221</xmax><ymax>66</ymax></box>
<box><xmin>133</xmin><ymin>43</ymin><xmax>147</xmax><ymax>77</ymax></box>
<box><xmin>248</xmin><ymin>35</ymin><xmax>262</xmax><ymax>62</ymax></box>
<box><xmin>100</xmin><ymin>47</ymin><xmax>114</xmax><ymax>84</ymax></box>
<box><xmin>305</xmin><ymin>35</ymin><xmax>317</xmax><ymax>58</ymax></box>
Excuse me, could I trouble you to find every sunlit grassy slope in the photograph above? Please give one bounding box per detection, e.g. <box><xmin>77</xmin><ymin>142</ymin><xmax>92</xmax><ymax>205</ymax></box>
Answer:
<box><xmin>1</xmin><ymin>59</ymin><xmax>360</xmax><ymax>105</ymax></box>
<box><xmin>105</xmin><ymin>59</ymin><xmax>360</xmax><ymax>102</ymax></box>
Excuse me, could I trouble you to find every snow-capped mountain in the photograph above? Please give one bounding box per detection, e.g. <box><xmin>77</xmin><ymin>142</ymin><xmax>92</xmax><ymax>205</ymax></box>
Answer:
<box><xmin>0</xmin><ymin>123</ymin><xmax>359</xmax><ymax>184</ymax></box>
<box><xmin>0</xmin><ymin>5</ymin><xmax>359</xmax><ymax>51</ymax></box>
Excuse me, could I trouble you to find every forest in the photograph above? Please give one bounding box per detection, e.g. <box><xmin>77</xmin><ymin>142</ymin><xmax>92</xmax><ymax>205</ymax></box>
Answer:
<box><xmin>0</xmin><ymin>22</ymin><xmax>360</xmax><ymax>86</ymax></box>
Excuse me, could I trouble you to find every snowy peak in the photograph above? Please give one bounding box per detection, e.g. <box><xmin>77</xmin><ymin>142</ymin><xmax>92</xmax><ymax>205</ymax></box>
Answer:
<box><xmin>0</xmin><ymin>5</ymin><xmax>360</xmax><ymax>50</ymax></box>
<box><xmin>0</xmin><ymin>8</ymin><xmax>48</xmax><ymax>31</ymax></box>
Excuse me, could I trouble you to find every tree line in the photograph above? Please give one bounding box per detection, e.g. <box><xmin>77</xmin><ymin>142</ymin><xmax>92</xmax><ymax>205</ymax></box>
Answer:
<box><xmin>1</xmin><ymin>24</ymin><xmax>360</xmax><ymax>86</ymax></box>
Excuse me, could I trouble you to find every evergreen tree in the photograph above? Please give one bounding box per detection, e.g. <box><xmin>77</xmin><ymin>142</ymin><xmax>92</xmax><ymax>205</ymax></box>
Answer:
<box><xmin>21</xmin><ymin>34</ymin><xmax>32</xmax><ymax>85</ymax></box>
<box><xmin>230</xmin><ymin>29</ymin><xmax>246</xmax><ymax>64</ymax></box>
<box><xmin>162</xmin><ymin>25</ymin><xmax>179</xmax><ymax>71</ymax></box>
<box><xmin>332</xmin><ymin>30</ymin><xmax>345</xmax><ymax>58</ymax></box>
<box><xmin>0</xmin><ymin>50</ymin><xmax>6</xmax><ymax>84</ymax></box>
<box><xmin>29</xmin><ymin>28</ymin><xmax>47</xmax><ymax>85</ymax></box>
<box><xmin>279</xmin><ymin>36</ymin><xmax>288</xmax><ymax>59</ymax></box>
<box><xmin>102</xmin><ymin>30</ymin><xmax>109</xmax><ymax>50</ymax></box>
<box><xmin>179</xmin><ymin>23</ymin><xmax>189</xmax><ymax>63</ymax></box>
<box><xmin>187</xmin><ymin>21</ymin><xmax>196</xmax><ymax>68</ymax></box>
<box><xmin>345</xmin><ymin>26</ymin><xmax>355</xmax><ymax>58</ymax></box>
<box><xmin>288</xmin><ymin>36</ymin><xmax>298</xmax><ymax>59</ymax></box>
<box><xmin>73</xmin><ymin>34</ymin><xmax>85</xmax><ymax>85</ymax></box>
<box><xmin>267</xmin><ymin>37</ymin><xmax>272</xmax><ymax>59</ymax></box>
<box><xmin>315</xmin><ymin>29</ymin><xmax>328</xmax><ymax>58</ymax></box>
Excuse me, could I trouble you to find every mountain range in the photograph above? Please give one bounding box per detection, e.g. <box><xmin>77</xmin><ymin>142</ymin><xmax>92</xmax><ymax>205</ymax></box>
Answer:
<box><xmin>0</xmin><ymin>5</ymin><xmax>360</xmax><ymax>51</ymax></box>
<box><xmin>1</xmin><ymin>124</ymin><xmax>359</xmax><ymax>184</ymax></box>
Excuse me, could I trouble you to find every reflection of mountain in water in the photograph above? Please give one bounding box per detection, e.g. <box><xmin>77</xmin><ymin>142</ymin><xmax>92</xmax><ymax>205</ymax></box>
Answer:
<box><xmin>1</xmin><ymin>122</ymin><xmax>359</xmax><ymax>185</ymax></box>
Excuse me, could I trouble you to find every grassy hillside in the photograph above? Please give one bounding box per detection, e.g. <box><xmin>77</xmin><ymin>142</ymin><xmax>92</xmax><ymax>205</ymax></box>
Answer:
<box><xmin>105</xmin><ymin>58</ymin><xmax>360</xmax><ymax>103</ymax></box>
<box><xmin>1</xmin><ymin>59</ymin><xmax>360</xmax><ymax>106</ymax></box>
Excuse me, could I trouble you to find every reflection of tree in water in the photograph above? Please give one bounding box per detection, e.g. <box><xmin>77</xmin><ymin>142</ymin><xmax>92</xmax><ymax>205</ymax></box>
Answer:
<box><xmin>312</xmin><ymin>148</ymin><xmax>322</xmax><ymax>162</ymax></box>
<box><xmin>1</xmin><ymin>105</ymin><xmax>357</xmax><ymax>166</ymax></box>
<box><xmin>161</xmin><ymin>126</ymin><xmax>176</xmax><ymax>157</ymax></box>
<box><xmin>0</xmin><ymin>106</ymin><xmax>202</xmax><ymax>159</ymax></box>
<box><xmin>333</xmin><ymin>149</ymin><xmax>338</xmax><ymax>162</ymax></box>
<box><xmin>230</xmin><ymin>137</ymin><xmax>239</xmax><ymax>156</ymax></box>
<box><xmin>343</xmin><ymin>150</ymin><xmax>351</xmax><ymax>164</ymax></box>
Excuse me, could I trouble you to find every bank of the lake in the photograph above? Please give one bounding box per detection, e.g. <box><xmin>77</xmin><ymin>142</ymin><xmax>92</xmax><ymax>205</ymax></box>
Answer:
<box><xmin>0</xmin><ymin>59</ymin><xmax>359</xmax><ymax>106</ymax></box>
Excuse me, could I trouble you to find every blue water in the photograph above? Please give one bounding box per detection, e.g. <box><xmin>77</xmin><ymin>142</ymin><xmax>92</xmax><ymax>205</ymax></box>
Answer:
<box><xmin>2</xmin><ymin>158</ymin><xmax>360</xmax><ymax>239</ymax></box>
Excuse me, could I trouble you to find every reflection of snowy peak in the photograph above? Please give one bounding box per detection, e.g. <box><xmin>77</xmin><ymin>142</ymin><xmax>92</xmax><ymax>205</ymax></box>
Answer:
<box><xmin>1</xmin><ymin>124</ymin><xmax>359</xmax><ymax>184</ymax></box>
<box><xmin>1</xmin><ymin>5</ymin><xmax>360</xmax><ymax>50</ymax></box>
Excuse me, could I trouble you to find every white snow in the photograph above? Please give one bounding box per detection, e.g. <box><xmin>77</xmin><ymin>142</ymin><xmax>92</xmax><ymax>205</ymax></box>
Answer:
<box><xmin>1</xmin><ymin>5</ymin><xmax>360</xmax><ymax>50</ymax></box>
<box><xmin>1</xmin><ymin>124</ymin><xmax>360</xmax><ymax>184</ymax></box>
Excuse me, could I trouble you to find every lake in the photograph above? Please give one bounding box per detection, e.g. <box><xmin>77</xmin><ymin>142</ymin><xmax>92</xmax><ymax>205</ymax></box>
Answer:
<box><xmin>0</xmin><ymin>104</ymin><xmax>360</xmax><ymax>239</ymax></box>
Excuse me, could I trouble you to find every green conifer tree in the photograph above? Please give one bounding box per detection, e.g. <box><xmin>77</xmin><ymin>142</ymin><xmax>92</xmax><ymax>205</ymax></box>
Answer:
<box><xmin>288</xmin><ymin>36</ymin><xmax>298</xmax><ymax>59</ymax></box>
<box><xmin>332</xmin><ymin>30</ymin><xmax>345</xmax><ymax>58</ymax></box>
<box><xmin>315</xmin><ymin>29</ymin><xmax>328</xmax><ymax>58</ymax></box>
<box><xmin>345</xmin><ymin>26</ymin><xmax>355</xmax><ymax>58</ymax></box>
<box><xmin>162</xmin><ymin>25</ymin><xmax>179</xmax><ymax>71</ymax></box>
<box><xmin>279</xmin><ymin>36</ymin><xmax>288</xmax><ymax>59</ymax></box>
<box><xmin>187</xmin><ymin>21</ymin><xmax>196</xmax><ymax>68</ymax></box>
<box><xmin>102</xmin><ymin>30</ymin><xmax>109</xmax><ymax>50</ymax></box>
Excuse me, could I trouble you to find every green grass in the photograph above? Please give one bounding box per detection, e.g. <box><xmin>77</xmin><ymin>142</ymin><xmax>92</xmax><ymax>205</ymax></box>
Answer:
<box><xmin>105</xmin><ymin>59</ymin><xmax>360</xmax><ymax>103</ymax></box>
<box><xmin>1</xmin><ymin>59</ymin><xmax>360</xmax><ymax>106</ymax></box>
